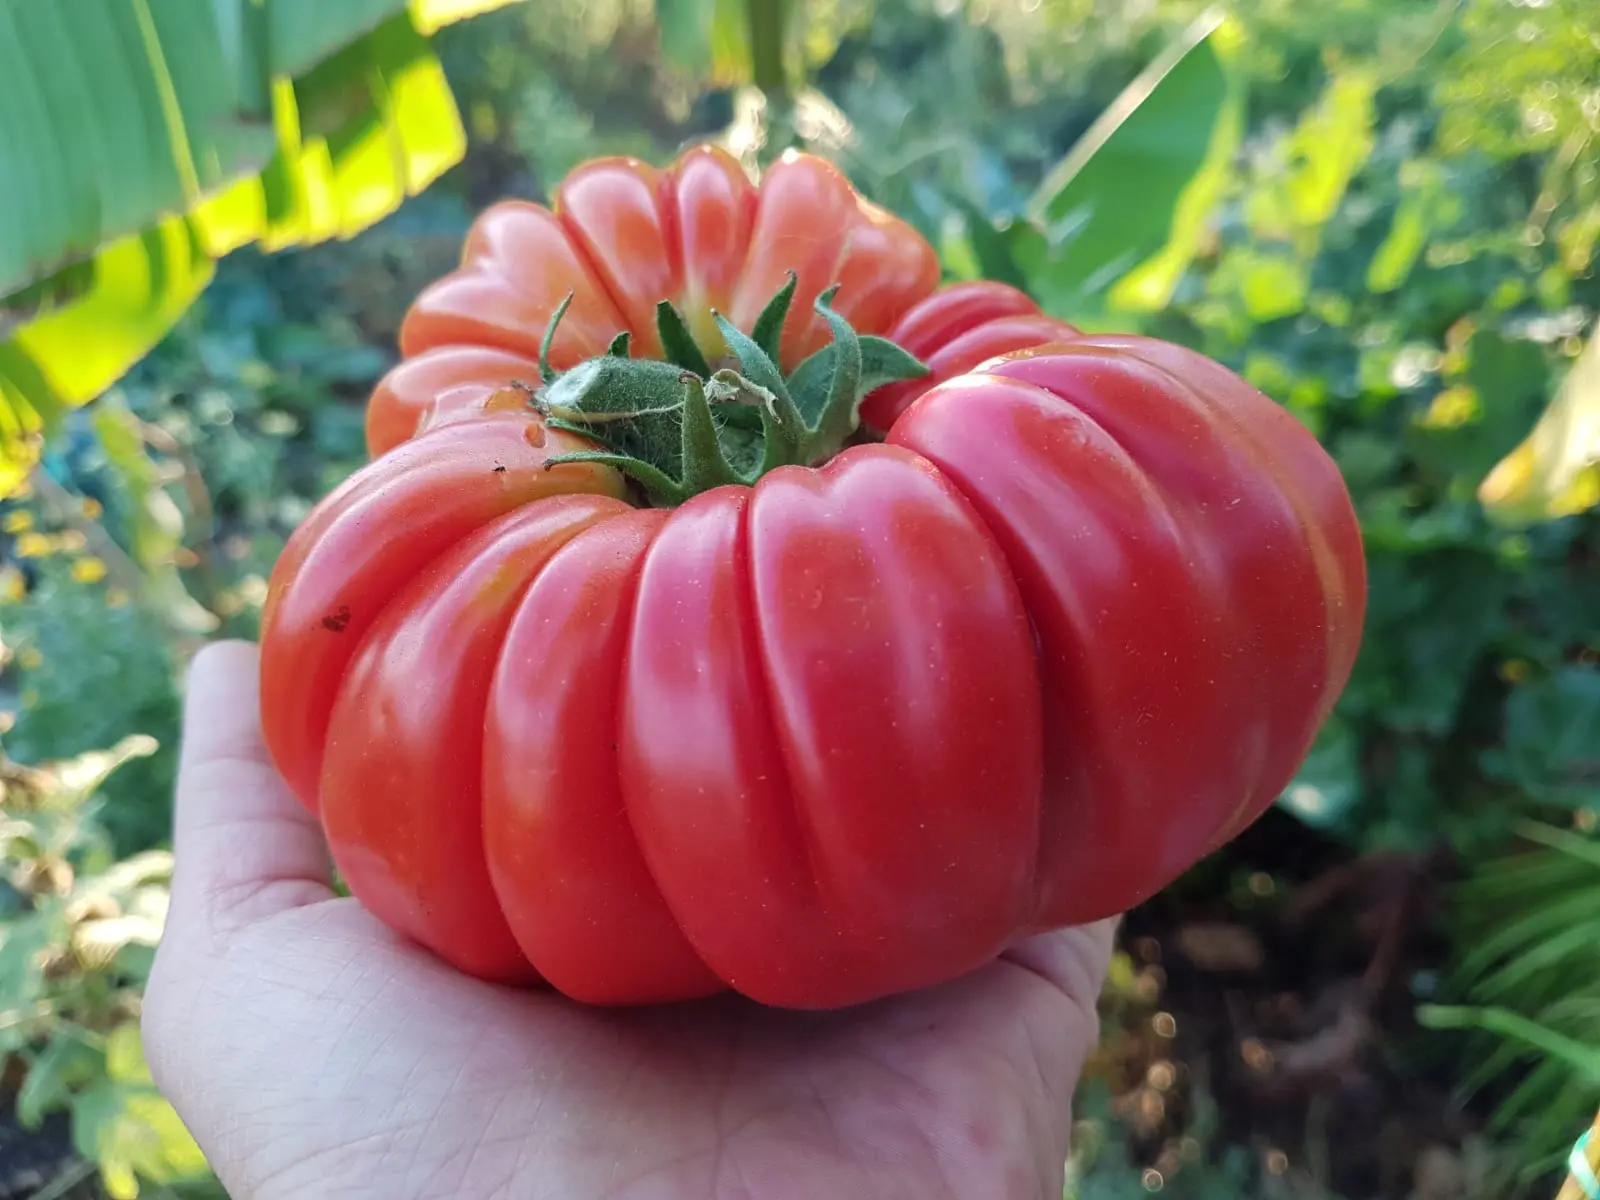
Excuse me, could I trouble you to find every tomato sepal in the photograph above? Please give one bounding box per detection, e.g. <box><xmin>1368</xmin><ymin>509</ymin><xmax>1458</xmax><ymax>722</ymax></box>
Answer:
<box><xmin>538</xmin><ymin>281</ymin><xmax>929</xmax><ymax>504</ymax></box>
<box><xmin>654</xmin><ymin>298</ymin><xmax>714</xmax><ymax>376</ymax></box>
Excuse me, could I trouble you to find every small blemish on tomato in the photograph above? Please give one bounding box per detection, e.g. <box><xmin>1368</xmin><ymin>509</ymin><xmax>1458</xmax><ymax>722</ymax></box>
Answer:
<box><xmin>524</xmin><ymin>422</ymin><xmax>547</xmax><ymax>449</ymax></box>
<box><xmin>493</xmin><ymin>463</ymin><xmax>507</xmax><ymax>474</ymax></box>
<box><xmin>321</xmin><ymin>605</ymin><xmax>352</xmax><ymax>633</ymax></box>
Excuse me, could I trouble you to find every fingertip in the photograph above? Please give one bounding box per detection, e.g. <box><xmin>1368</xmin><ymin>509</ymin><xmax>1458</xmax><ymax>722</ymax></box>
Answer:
<box><xmin>186</xmin><ymin>637</ymin><xmax>261</xmax><ymax>684</ymax></box>
<box><xmin>168</xmin><ymin>639</ymin><xmax>333</xmax><ymax>939</ymax></box>
<box><xmin>179</xmin><ymin>640</ymin><xmax>275</xmax><ymax>776</ymax></box>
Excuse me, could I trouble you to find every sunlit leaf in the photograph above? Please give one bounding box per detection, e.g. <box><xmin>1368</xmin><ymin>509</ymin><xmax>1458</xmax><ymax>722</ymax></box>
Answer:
<box><xmin>0</xmin><ymin>216</ymin><xmax>215</xmax><ymax>491</ymax></box>
<box><xmin>1479</xmin><ymin>319</ymin><xmax>1600</xmax><ymax>525</ymax></box>
<box><xmin>1284</xmin><ymin>70</ymin><xmax>1378</xmax><ymax>229</ymax></box>
<box><xmin>52</xmin><ymin>732</ymin><xmax>161</xmax><ymax>799</ymax></box>
<box><xmin>1367</xmin><ymin>160</ymin><xmax>1456</xmax><ymax>294</ymax></box>
<box><xmin>1246</xmin><ymin>66</ymin><xmax>1378</xmax><ymax>247</ymax></box>
<box><xmin>1107</xmin><ymin>17</ymin><xmax>1245</xmax><ymax>314</ymax></box>
<box><xmin>0</xmin><ymin>4</ymin><xmax>480</xmax><ymax>497</ymax></box>
<box><xmin>1018</xmin><ymin>8</ymin><xmax>1235</xmax><ymax>318</ymax></box>
<box><xmin>72</xmin><ymin>1024</ymin><xmax>209</xmax><ymax>1199</ymax></box>
<box><xmin>0</xmin><ymin>0</ymin><xmax>276</xmax><ymax>297</ymax></box>
<box><xmin>409</xmin><ymin>0</ymin><xmax>525</xmax><ymax>35</ymax></box>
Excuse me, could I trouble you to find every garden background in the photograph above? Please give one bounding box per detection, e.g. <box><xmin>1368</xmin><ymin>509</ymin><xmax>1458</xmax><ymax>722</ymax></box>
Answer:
<box><xmin>1</xmin><ymin>0</ymin><xmax>1598</xmax><ymax>1196</ymax></box>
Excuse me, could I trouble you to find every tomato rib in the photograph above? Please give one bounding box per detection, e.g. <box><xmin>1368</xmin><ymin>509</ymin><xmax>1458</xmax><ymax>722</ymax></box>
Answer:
<box><xmin>739</xmin><ymin>446</ymin><xmax>1042</xmax><ymax>1006</ymax></box>
<box><xmin>729</xmin><ymin>152</ymin><xmax>861</xmax><ymax>370</ymax></box>
<box><xmin>1087</xmin><ymin>336</ymin><xmax>1368</xmax><ymax>698</ymax></box>
<box><xmin>318</xmin><ymin>495</ymin><xmax>629</xmax><ymax>984</ymax></box>
<box><xmin>398</xmin><ymin>200</ymin><xmax>631</xmax><ymax>369</ymax></box>
<box><xmin>890</xmin><ymin>374</ymin><xmax>1250</xmax><ymax>928</ymax></box>
<box><xmin>820</xmin><ymin>196</ymin><xmax>941</xmax><ymax>353</ymax></box>
<box><xmin>862</xmin><ymin>310</ymin><xmax>1079</xmax><ymax>431</ymax></box>
<box><xmin>669</xmin><ymin>144</ymin><xmax>760</xmax><ymax>356</ymax></box>
<box><xmin>483</xmin><ymin>510</ymin><xmax>723</xmax><ymax>1004</ymax></box>
<box><xmin>554</xmin><ymin>157</ymin><xmax>681</xmax><ymax>359</ymax></box>
<box><xmin>984</xmin><ymin>348</ymin><xmax>1320</xmax><ymax>861</ymax></box>
<box><xmin>617</xmin><ymin>486</ymin><xmax>820</xmax><ymax>1002</ymax></box>
<box><xmin>364</xmin><ymin>344</ymin><xmax>544</xmax><ymax>458</ymax></box>
<box><xmin>887</xmin><ymin>281</ymin><xmax>1041</xmax><ymax>361</ymax></box>
<box><xmin>259</xmin><ymin>414</ymin><xmax>626</xmax><ymax>811</ymax></box>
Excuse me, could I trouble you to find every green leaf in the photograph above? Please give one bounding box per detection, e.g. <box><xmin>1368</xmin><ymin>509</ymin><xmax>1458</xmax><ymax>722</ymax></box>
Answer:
<box><xmin>0</xmin><ymin>215</ymin><xmax>215</xmax><ymax>490</ymax></box>
<box><xmin>17</xmin><ymin>1038</ymin><xmax>104</xmax><ymax>1128</ymax></box>
<box><xmin>0</xmin><ymin>0</ymin><xmax>276</xmax><ymax>299</ymax></box>
<box><xmin>1282</xmin><ymin>69</ymin><xmax>1378</xmax><ymax>230</ymax></box>
<box><xmin>0</xmin><ymin>4</ymin><xmax>478</xmax><ymax>496</ymax></box>
<box><xmin>656</xmin><ymin>301</ymin><xmax>714</xmax><ymax>377</ymax></box>
<box><xmin>1107</xmin><ymin>22</ymin><xmax>1246</xmax><ymax>314</ymax></box>
<box><xmin>67</xmin><ymin>1024</ymin><xmax>210</xmax><ymax>1198</ymax></box>
<box><xmin>1417</xmin><ymin>1004</ymin><xmax>1600</xmax><ymax>1084</ymax></box>
<box><xmin>74</xmin><ymin>1083</ymin><xmax>209</xmax><ymax>1199</ymax></box>
<box><xmin>289</xmin><ymin>13</ymin><xmax>466</xmax><ymax>239</ymax></box>
<box><xmin>749</xmin><ymin>272</ymin><xmax>798</xmax><ymax>367</ymax></box>
<box><xmin>1018</xmin><ymin>8</ymin><xmax>1237</xmax><ymax>318</ymax></box>
<box><xmin>1479</xmin><ymin>318</ymin><xmax>1600</xmax><ymax>525</ymax></box>
<box><xmin>936</xmin><ymin>200</ymin><xmax>1030</xmax><ymax>292</ymax></box>
<box><xmin>656</xmin><ymin>0</ymin><xmax>716</xmax><ymax>75</ymax></box>
<box><xmin>1234</xmin><ymin>250</ymin><xmax>1310</xmax><ymax>324</ymax></box>
<box><xmin>409</xmin><ymin>0</ymin><xmax>525</xmax><ymax>35</ymax></box>
<box><xmin>1498</xmin><ymin>667</ymin><xmax>1600</xmax><ymax>807</ymax></box>
<box><xmin>1367</xmin><ymin>161</ymin><xmax>1449</xmax><ymax>294</ymax></box>
<box><xmin>1276</xmin><ymin>716</ymin><xmax>1360</xmax><ymax>831</ymax></box>
<box><xmin>786</xmin><ymin>336</ymin><xmax>928</xmax><ymax>428</ymax></box>
<box><xmin>0</xmin><ymin>915</ymin><xmax>57</xmax><ymax>1049</ymax></box>
<box><xmin>91</xmin><ymin>397</ymin><xmax>219</xmax><ymax>634</ymax></box>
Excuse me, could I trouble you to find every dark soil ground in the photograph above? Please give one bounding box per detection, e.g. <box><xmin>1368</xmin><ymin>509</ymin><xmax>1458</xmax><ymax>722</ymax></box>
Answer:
<box><xmin>1084</xmin><ymin>808</ymin><xmax>1520</xmax><ymax>1199</ymax></box>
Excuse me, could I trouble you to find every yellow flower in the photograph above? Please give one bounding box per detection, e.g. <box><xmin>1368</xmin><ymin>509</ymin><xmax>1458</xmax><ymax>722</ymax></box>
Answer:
<box><xmin>72</xmin><ymin>557</ymin><xmax>108</xmax><ymax>584</ymax></box>
<box><xmin>13</xmin><ymin>532</ymin><xmax>52</xmax><ymax>558</ymax></box>
<box><xmin>3</xmin><ymin>510</ymin><xmax>33</xmax><ymax>533</ymax></box>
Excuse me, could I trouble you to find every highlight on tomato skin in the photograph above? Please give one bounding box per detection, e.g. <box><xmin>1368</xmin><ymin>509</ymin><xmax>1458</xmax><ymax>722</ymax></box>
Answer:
<box><xmin>261</xmin><ymin>142</ymin><xmax>1370</xmax><ymax>1012</ymax></box>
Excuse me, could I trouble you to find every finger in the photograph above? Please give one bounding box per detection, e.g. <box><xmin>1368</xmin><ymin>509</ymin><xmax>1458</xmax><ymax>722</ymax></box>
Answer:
<box><xmin>1003</xmin><ymin>917</ymin><xmax>1120</xmax><ymax>1011</ymax></box>
<box><xmin>166</xmin><ymin>639</ymin><xmax>334</xmax><ymax>944</ymax></box>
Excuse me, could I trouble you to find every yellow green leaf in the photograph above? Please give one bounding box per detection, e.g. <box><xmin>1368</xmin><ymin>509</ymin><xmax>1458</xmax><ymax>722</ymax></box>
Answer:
<box><xmin>409</xmin><ymin>0</ymin><xmax>525</xmax><ymax>35</ymax></box>
<box><xmin>1479</xmin><ymin>321</ymin><xmax>1600</xmax><ymax>525</ymax></box>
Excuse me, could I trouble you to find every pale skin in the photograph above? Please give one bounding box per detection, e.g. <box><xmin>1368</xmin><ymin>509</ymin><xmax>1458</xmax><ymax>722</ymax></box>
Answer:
<box><xmin>142</xmin><ymin>641</ymin><xmax>1117</xmax><ymax>1200</ymax></box>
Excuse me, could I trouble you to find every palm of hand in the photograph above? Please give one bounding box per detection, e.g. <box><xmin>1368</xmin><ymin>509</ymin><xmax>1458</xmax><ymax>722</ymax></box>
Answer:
<box><xmin>143</xmin><ymin>643</ymin><xmax>1114</xmax><ymax>1200</ymax></box>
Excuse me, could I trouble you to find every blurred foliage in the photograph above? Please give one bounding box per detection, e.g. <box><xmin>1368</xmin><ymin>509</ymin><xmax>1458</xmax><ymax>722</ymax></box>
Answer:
<box><xmin>1</xmin><ymin>0</ymin><xmax>1599</xmax><ymax>1193</ymax></box>
<box><xmin>0</xmin><ymin>1</ymin><xmax>527</xmax><ymax>497</ymax></box>
<box><xmin>1421</xmin><ymin>819</ymin><xmax>1600</xmax><ymax>1190</ymax></box>
<box><xmin>0</xmin><ymin>735</ymin><xmax>217</xmax><ymax>1199</ymax></box>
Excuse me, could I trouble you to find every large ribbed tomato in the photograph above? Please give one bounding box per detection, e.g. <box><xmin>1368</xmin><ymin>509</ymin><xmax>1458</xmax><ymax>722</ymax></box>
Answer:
<box><xmin>260</xmin><ymin>145</ymin><xmax>1366</xmax><ymax>1010</ymax></box>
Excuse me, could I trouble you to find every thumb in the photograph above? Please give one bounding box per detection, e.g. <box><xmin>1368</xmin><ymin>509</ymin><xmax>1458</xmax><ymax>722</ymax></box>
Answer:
<box><xmin>163</xmin><ymin>639</ymin><xmax>334</xmax><ymax>947</ymax></box>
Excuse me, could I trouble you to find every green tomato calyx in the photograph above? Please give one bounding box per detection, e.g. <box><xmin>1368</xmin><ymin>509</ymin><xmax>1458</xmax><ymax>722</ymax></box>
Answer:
<box><xmin>530</xmin><ymin>273</ymin><xmax>929</xmax><ymax>506</ymax></box>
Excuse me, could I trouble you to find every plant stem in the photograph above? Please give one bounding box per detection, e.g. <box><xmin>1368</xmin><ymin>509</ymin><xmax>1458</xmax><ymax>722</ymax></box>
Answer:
<box><xmin>746</xmin><ymin>0</ymin><xmax>789</xmax><ymax>110</ymax></box>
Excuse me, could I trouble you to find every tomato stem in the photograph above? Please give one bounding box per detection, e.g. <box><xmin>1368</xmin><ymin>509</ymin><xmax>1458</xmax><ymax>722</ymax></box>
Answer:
<box><xmin>535</xmin><ymin>274</ymin><xmax>928</xmax><ymax>505</ymax></box>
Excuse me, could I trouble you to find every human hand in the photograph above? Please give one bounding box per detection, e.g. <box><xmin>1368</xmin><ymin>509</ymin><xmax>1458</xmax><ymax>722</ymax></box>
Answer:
<box><xmin>142</xmin><ymin>641</ymin><xmax>1116</xmax><ymax>1200</ymax></box>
